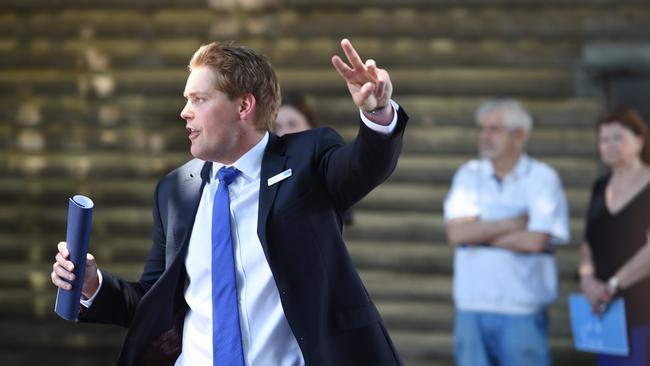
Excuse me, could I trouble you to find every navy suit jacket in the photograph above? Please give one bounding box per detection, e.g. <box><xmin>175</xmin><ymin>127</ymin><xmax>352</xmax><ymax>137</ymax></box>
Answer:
<box><xmin>80</xmin><ymin>107</ymin><xmax>409</xmax><ymax>365</ymax></box>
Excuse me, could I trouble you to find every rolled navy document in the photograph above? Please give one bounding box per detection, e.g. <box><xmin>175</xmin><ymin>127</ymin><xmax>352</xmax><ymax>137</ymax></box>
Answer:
<box><xmin>54</xmin><ymin>195</ymin><xmax>94</xmax><ymax>321</ymax></box>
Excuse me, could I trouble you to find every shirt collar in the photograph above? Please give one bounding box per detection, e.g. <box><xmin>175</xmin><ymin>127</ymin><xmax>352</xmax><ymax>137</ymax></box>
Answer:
<box><xmin>480</xmin><ymin>153</ymin><xmax>531</xmax><ymax>181</ymax></box>
<box><xmin>211</xmin><ymin>131</ymin><xmax>269</xmax><ymax>183</ymax></box>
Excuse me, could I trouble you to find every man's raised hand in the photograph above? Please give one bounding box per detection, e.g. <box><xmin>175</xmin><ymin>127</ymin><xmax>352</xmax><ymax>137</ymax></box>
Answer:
<box><xmin>331</xmin><ymin>39</ymin><xmax>393</xmax><ymax>121</ymax></box>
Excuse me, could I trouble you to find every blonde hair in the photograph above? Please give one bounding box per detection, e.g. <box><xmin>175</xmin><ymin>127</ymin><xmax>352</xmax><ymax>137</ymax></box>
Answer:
<box><xmin>189</xmin><ymin>41</ymin><xmax>281</xmax><ymax>131</ymax></box>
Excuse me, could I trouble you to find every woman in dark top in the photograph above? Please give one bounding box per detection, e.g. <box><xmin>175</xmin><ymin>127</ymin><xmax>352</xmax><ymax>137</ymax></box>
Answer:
<box><xmin>579</xmin><ymin>106</ymin><xmax>650</xmax><ymax>366</ymax></box>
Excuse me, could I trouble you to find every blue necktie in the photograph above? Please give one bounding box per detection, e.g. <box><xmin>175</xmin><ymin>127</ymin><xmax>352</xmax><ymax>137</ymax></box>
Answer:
<box><xmin>212</xmin><ymin>166</ymin><xmax>244</xmax><ymax>365</ymax></box>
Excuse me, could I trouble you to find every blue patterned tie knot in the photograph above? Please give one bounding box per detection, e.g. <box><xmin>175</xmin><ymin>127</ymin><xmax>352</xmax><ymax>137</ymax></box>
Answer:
<box><xmin>217</xmin><ymin>166</ymin><xmax>240</xmax><ymax>186</ymax></box>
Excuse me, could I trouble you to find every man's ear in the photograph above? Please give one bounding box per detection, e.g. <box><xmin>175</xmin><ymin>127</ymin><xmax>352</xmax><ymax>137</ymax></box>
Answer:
<box><xmin>515</xmin><ymin>129</ymin><xmax>530</xmax><ymax>147</ymax></box>
<box><xmin>239</xmin><ymin>93</ymin><xmax>256</xmax><ymax>122</ymax></box>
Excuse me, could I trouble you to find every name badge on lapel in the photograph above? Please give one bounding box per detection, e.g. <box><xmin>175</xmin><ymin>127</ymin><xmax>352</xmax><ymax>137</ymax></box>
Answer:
<box><xmin>267</xmin><ymin>168</ymin><xmax>292</xmax><ymax>186</ymax></box>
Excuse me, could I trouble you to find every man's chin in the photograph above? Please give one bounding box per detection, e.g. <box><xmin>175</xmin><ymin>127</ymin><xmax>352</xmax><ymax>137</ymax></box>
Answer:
<box><xmin>479</xmin><ymin>151</ymin><xmax>495</xmax><ymax>160</ymax></box>
<box><xmin>189</xmin><ymin>147</ymin><xmax>206</xmax><ymax>161</ymax></box>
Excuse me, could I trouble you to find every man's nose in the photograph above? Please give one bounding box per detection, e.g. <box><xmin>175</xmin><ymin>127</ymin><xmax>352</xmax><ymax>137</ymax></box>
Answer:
<box><xmin>180</xmin><ymin>103</ymin><xmax>192</xmax><ymax>120</ymax></box>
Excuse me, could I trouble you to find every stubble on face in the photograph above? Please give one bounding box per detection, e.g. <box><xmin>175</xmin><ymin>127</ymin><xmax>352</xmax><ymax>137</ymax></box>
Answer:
<box><xmin>182</xmin><ymin>67</ymin><xmax>243</xmax><ymax>163</ymax></box>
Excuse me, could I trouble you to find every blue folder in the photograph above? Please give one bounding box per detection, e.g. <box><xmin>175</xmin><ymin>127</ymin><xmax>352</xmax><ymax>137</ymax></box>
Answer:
<box><xmin>569</xmin><ymin>293</ymin><xmax>629</xmax><ymax>356</ymax></box>
<box><xmin>54</xmin><ymin>195</ymin><xmax>94</xmax><ymax>321</ymax></box>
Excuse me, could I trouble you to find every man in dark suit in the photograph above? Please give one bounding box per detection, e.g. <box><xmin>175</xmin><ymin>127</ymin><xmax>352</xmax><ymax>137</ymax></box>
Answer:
<box><xmin>52</xmin><ymin>38</ymin><xmax>408</xmax><ymax>366</ymax></box>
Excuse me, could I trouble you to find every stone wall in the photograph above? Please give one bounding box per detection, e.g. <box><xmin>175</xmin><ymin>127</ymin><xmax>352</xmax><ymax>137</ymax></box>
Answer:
<box><xmin>2</xmin><ymin>1</ymin><xmax>650</xmax><ymax>364</ymax></box>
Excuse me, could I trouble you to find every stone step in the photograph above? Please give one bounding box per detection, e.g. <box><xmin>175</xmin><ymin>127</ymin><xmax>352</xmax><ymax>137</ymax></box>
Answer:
<box><xmin>286</xmin><ymin>0</ymin><xmax>647</xmax><ymax>7</ymax></box>
<box><xmin>281</xmin><ymin>67</ymin><xmax>576</xmax><ymax>97</ymax></box>
<box><xmin>0</xmin><ymin>204</ymin><xmax>153</xmax><ymax>236</ymax></box>
<box><xmin>0</xmin><ymin>201</ymin><xmax>590</xmax><ymax>269</ymax></box>
<box><xmin>0</xmin><ymin>228</ymin><xmax>584</xmax><ymax>278</ymax></box>
<box><xmin>0</xmin><ymin>66</ymin><xmax>576</xmax><ymax>97</ymax></box>
<box><xmin>0</xmin><ymin>151</ymin><xmax>189</xmax><ymax>179</ymax></box>
<box><xmin>0</xmin><ymin>262</ymin><xmax>582</xmax><ymax>314</ymax></box>
<box><xmin>0</xmin><ymin>0</ymin><xmax>208</xmax><ymax>10</ymax></box>
<box><xmin>391</xmin><ymin>328</ymin><xmax>594</xmax><ymax>366</ymax></box>
<box><xmin>0</xmin><ymin>178</ymin><xmax>157</xmax><ymax>208</ymax></box>
<box><xmin>377</xmin><ymin>296</ymin><xmax>582</xmax><ymax>338</ymax></box>
<box><xmin>389</xmin><ymin>155</ymin><xmax>599</xmax><ymax>186</ymax></box>
<box><xmin>0</xmin><ymin>320</ymin><xmax>593</xmax><ymax>366</ymax></box>
<box><xmin>1</xmin><ymin>6</ymin><xmax>649</xmax><ymax>40</ymax></box>
<box><xmin>0</xmin><ymin>261</ymin><xmax>109</xmax><ymax>290</ymax></box>
<box><xmin>2</xmin><ymin>0</ymin><xmax>647</xmax><ymax>10</ymax></box>
<box><xmin>361</xmin><ymin>267</ymin><xmax>595</xmax><ymax>308</ymax></box>
<box><xmin>0</xmin><ymin>9</ymin><xmax>216</xmax><ymax>39</ymax></box>
<box><xmin>0</xmin><ymin>287</ymin><xmax>586</xmax><ymax>356</ymax></box>
<box><xmin>390</xmin><ymin>329</ymin><xmax>454</xmax><ymax>365</ymax></box>
<box><xmin>2</xmin><ymin>121</ymin><xmax>598</xmax><ymax>159</ymax></box>
<box><xmin>316</xmin><ymin>96</ymin><xmax>603</xmax><ymax>128</ymax></box>
<box><xmin>348</xmin><ymin>238</ymin><xmax>583</xmax><ymax>278</ymax></box>
<box><xmin>345</xmin><ymin>210</ymin><xmax>586</xmax><ymax>246</ymax></box>
<box><xmin>261</xmin><ymin>7</ymin><xmax>650</xmax><ymax>40</ymax></box>
<box><xmin>0</xmin><ymin>233</ymin><xmax>584</xmax><ymax>280</ymax></box>
<box><xmin>0</xmin><ymin>175</ymin><xmax>593</xmax><ymax>213</ymax></box>
<box><xmin>0</xmin><ymin>98</ymin><xmax>597</xmax><ymax>157</ymax></box>
<box><xmin>0</xmin><ymin>318</ymin><xmax>124</xmax><ymax>364</ymax></box>
<box><xmin>0</xmin><ymin>266</ymin><xmax>580</xmax><ymax>321</ymax></box>
<box><xmin>2</xmin><ymin>115</ymin><xmax>600</xmax><ymax>163</ymax></box>
<box><xmin>0</xmin><ymin>37</ymin><xmax>582</xmax><ymax>69</ymax></box>
<box><xmin>0</xmin><ymin>319</ymin><xmax>472</xmax><ymax>366</ymax></box>
<box><xmin>0</xmin><ymin>177</ymin><xmax>592</xmax><ymax>218</ymax></box>
<box><xmin>0</xmin><ymin>95</ymin><xmax>602</xmax><ymax>129</ymax></box>
<box><xmin>1</xmin><ymin>0</ymin><xmax>648</xmax><ymax>11</ymax></box>
<box><xmin>338</xmin><ymin>125</ymin><xmax>598</xmax><ymax>157</ymax></box>
<box><xmin>359</xmin><ymin>183</ymin><xmax>592</xmax><ymax>216</ymax></box>
<box><xmin>0</xmin><ymin>203</ymin><xmax>587</xmax><ymax>260</ymax></box>
<box><xmin>0</xmin><ymin>264</ymin><xmax>590</xmax><ymax>366</ymax></box>
<box><xmin>359</xmin><ymin>269</ymin><xmax>451</xmax><ymax>302</ymax></box>
<box><xmin>348</xmin><ymin>240</ymin><xmax>452</xmax><ymax>274</ymax></box>
<box><xmin>0</xmin><ymin>149</ymin><xmax>598</xmax><ymax>186</ymax></box>
<box><xmin>0</xmin><ymin>269</ymin><xmax>589</xmax><ymax>340</ymax></box>
<box><xmin>0</xmin><ymin>348</ymin><xmax>119</xmax><ymax>366</ymax></box>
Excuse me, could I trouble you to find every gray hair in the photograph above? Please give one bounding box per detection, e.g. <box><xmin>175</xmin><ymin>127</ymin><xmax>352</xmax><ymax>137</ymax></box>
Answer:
<box><xmin>475</xmin><ymin>99</ymin><xmax>533</xmax><ymax>132</ymax></box>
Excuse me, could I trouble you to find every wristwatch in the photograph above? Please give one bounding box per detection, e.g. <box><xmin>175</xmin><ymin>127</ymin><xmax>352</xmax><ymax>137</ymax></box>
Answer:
<box><xmin>607</xmin><ymin>276</ymin><xmax>620</xmax><ymax>294</ymax></box>
<box><xmin>365</xmin><ymin>104</ymin><xmax>389</xmax><ymax>115</ymax></box>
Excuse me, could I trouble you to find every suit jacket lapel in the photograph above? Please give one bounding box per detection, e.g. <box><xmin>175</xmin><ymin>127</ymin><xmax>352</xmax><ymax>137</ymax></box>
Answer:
<box><xmin>171</xmin><ymin>160</ymin><xmax>211</xmax><ymax>259</ymax></box>
<box><xmin>257</xmin><ymin>134</ymin><xmax>286</xmax><ymax>261</ymax></box>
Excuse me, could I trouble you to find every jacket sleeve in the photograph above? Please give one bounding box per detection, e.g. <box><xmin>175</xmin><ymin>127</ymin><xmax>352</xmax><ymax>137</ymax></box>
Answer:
<box><xmin>315</xmin><ymin>105</ymin><xmax>408</xmax><ymax>211</ymax></box>
<box><xmin>78</xmin><ymin>181</ymin><xmax>167</xmax><ymax>327</ymax></box>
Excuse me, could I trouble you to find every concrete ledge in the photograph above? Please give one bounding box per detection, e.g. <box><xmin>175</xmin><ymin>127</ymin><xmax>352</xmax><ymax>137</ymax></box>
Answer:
<box><xmin>583</xmin><ymin>42</ymin><xmax>650</xmax><ymax>75</ymax></box>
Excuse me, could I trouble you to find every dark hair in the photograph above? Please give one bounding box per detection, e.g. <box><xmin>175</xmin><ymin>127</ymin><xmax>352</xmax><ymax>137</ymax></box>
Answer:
<box><xmin>189</xmin><ymin>41</ymin><xmax>281</xmax><ymax>131</ymax></box>
<box><xmin>598</xmin><ymin>106</ymin><xmax>650</xmax><ymax>164</ymax></box>
<box><xmin>281</xmin><ymin>92</ymin><xmax>318</xmax><ymax>128</ymax></box>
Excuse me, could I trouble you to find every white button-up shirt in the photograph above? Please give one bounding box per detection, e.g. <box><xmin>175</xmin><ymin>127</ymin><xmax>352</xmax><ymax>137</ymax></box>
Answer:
<box><xmin>443</xmin><ymin>155</ymin><xmax>570</xmax><ymax>314</ymax></box>
<box><xmin>176</xmin><ymin>132</ymin><xmax>304</xmax><ymax>366</ymax></box>
<box><xmin>177</xmin><ymin>105</ymin><xmax>399</xmax><ymax>365</ymax></box>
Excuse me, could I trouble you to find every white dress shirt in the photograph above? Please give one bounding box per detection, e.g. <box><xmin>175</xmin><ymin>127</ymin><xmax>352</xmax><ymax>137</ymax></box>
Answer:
<box><xmin>443</xmin><ymin>154</ymin><xmax>570</xmax><ymax>314</ymax></box>
<box><xmin>177</xmin><ymin>105</ymin><xmax>398</xmax><ymax>365</ymax></box>
<box><xmin>176</xmin><ymin>132</ymin><xmax>304</xmax><ymax>366</ymax></box>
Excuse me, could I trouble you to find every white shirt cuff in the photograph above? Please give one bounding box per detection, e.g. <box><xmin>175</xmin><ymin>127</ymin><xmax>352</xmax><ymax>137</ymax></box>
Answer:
<box><xmin>359</xmin><ymin>100</ymin><xmax>400</xmax><ymax>135</ymax></box>
<box><xmin>80</xmin><ymin>269</ymin><xmax>103</xmax><ymax>308</ymax></box>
